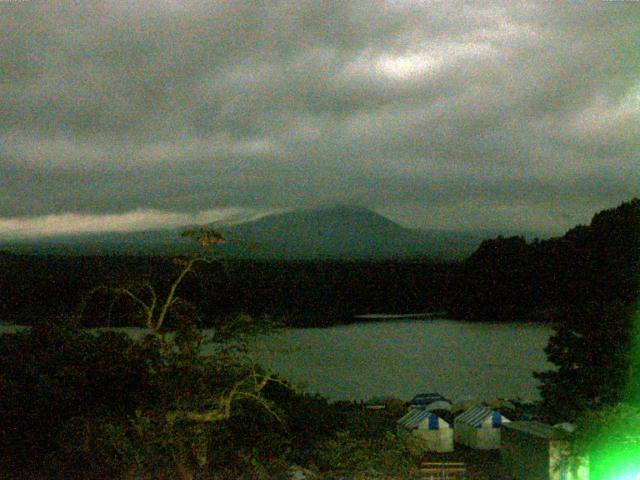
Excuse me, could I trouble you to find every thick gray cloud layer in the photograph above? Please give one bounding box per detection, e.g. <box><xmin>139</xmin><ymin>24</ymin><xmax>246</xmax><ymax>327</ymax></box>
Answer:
<box><xmin>1</xmin><ymin>0</ymin><xmax>639</xmax><ymax>235</ymax></box>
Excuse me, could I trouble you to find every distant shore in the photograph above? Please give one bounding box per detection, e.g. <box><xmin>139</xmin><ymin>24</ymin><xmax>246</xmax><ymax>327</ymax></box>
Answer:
<box><xmin>353</xmin><ymin>312</ymin><xmax>447</xmax><ymax>320</ymax></box>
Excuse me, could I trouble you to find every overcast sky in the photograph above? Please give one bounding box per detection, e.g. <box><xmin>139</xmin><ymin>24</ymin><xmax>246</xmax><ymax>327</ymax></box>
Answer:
<box><xmin>1</xmin><ymin>0</ymin><xmax>639</xmax><ymax>238</ymax></box>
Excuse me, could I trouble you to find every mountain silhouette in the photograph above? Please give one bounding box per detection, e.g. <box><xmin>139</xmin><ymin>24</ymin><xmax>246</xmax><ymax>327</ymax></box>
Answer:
<box><xmin>1</xmin><ymin>205</ymin><xmax>485</xmax><ymax>259</ymax></box>
<box><xmin>221</xmin><ymin>205</ymin><xmax>481</xmax><ymax>259</ymax></box>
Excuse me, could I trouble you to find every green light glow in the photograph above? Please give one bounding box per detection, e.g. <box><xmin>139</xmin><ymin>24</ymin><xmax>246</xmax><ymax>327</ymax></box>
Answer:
<box><xmin>590</xmin><ymin>440</ymin><xmax>640</xmax><ymax>480</ymax></box>
<box><xmin>588</xmin><ymin>307</ymin><xmax>640</xmax><ymax>480</ymax></box>
<box><xmin>625</xmin><ymin>308</ymin><xmax>640</xmax><ymax>404</ymax></box>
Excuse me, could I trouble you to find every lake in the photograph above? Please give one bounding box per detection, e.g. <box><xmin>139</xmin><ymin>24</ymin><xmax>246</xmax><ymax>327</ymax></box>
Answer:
<box><xmin>248</xmin><ymin>319</ymin><xmax>554</xmax><ymax>402</ymax></box>
<box><xmin>0</xmin><ymin>319</ymin><xmax>554</xmax><ymax>403</ymax></box>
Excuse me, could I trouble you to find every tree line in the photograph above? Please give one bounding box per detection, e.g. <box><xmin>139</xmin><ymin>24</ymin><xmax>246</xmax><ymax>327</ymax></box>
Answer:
<box><xmin>0</xmin><ymin>244</ymin><xmax>427</xmax><ymax>479</ymax></box>
<box><xmin>1</xmin><ymin>198</ymin><xmax>638</xmax><ymax>478</ymax></box>
<box><xmin>0</xmin><ymin>254</ymin><xmax>454</xmax><ymax>327</ymax></box>
<box><xmin>447</xmin><ymin>199</ymin><xmax>640</xmax><ymax>419</ymax></box>
<box><xmin>448</xmin><ymin>198</ymin><xmax>639</xmax><ymax>323</ymax></box>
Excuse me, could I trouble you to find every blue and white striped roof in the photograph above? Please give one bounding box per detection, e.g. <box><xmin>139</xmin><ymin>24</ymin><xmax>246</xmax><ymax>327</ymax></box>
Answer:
<box><xmin>410</xmin><ymin>392</ymin><xmax>451</xmax><ymax>405</ymax></box>
<box><xmin>454</xmin><ymin>406</ymin><xmax>509</xmax><ymax>428</ymax></box>
<box><xmin>398</xmin><ymin>409</ymin><xmax>450</xmax><ymax>430</ymax></box>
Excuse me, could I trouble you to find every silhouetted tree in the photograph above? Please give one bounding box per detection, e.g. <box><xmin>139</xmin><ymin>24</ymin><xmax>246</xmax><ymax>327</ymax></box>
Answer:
<box><xmin>535</xmin><ymin>198</ymin><xmax>640</xmax><ymax>421</ymax></box>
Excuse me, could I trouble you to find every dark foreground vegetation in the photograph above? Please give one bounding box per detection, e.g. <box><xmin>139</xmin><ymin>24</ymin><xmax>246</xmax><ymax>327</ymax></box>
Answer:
<box><xmin>0</xmin><ymin>249</ymin><xmax>427</xmax><ymax>479</ymax></box>
<box><xmin>1</xmin><ymin>198</ymin><xmax>639</xmax><ymax>478</ymax></box>
<box><xmin>0</xmin><ymin>317</ymin><xmax>428</xmax><ymax>479</ymax></box>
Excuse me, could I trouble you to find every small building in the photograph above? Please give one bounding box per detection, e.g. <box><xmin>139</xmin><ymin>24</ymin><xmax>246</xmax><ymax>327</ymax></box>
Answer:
<box><xmin>422</xmin><ymin>399</ymin><xmax>452</xmax><ymax>412</ymax></box>
<box><xmin>454</xmin><ymin>406</ymin><xmax>510</xmax><ymax>450</ymax></box>
<box><xmin>451</xmin><ymin>400</ymin><xmax>485</xmax><ymax>415</ymax></box>
<box><xmin>501</xmin><ymin>421</ymin><xmax>589</xmax><ymax>480</ymax></box>
<box><xmin>409</xmin><ymin>393</ymin><xmax>454</xmax><ymax>424</ymax></box>
<box><xmin>410</xmin><ymin>392</ymin><xmax>450</xmax><ymax>407</ymax></box>
<box><xmin>364</xmin><ymin>396</ymin><xmax>405</xmax><ymax>411</ymax></box>
<box><xmin>397</xmin><ymin>409</ymin><xmax>454</xmax><ymax>452</ymax></box>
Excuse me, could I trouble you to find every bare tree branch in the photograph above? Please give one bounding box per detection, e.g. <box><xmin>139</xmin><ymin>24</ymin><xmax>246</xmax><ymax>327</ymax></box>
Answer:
<box><xmin>166</xmin><ymin>371</ymin><xmax>286</xmax><ymax>425</ymax></box>
<box><xmin>154</xmin><ymin>257</ymin><xmax>201</xmax><ymax>332</ymax></box>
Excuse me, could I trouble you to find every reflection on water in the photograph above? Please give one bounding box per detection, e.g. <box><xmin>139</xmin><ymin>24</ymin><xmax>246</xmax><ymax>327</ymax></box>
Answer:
<box><xmin>248</xmin><ymin>319</ymin><xmax>554</xmax><ymax>402</ymax></box>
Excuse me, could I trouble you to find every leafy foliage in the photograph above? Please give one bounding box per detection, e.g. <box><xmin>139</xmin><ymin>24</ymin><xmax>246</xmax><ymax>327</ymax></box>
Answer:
<box><xmin>446</xmin><ymin>198</ymin><xmax>640</xmax><ymax>422</ymax></box>
<box><xmin>563</xmin><ymin>403</ymin><xmax>640</xmax><ymax>480</ymax></box>
<box><xmin>449</xmin><ymin>198</ymin><xmax>639</xmax><ymax>324</ymax></box>
<box><xmin>534</xmin><ymin>200</ymin><xmax>640</xmax><ymax>422</ymax></box>
<box><xmin>0</xmin><ymin>317</ymin><xmax>152</xmax><ymax>477</ymax></box>
<box><xmin>0</xmin><ymin>245</ymin><xmax>290</xmax><ymax>479</ymax></box>
<box><xmin>536</xmin><ymin>302</ymin><xmax>640</xmax><ymax>422</ymax></box>
<box><xmin>0</xmin><ymin>240</ymin><xmax>421</xmax><ymax>479</ymax></box>
<box><xmin>315</xmin><ymin>430</ymin><xmax>422</xmax><ymax>478</ymax></box>
<box><xmin>0</xmin><ymin>254</ymin><xmax>451</xmax><ymax>328</ymax></box>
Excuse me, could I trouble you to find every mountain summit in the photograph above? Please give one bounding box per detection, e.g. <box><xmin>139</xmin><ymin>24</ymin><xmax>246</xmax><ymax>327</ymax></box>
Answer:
<box><xmin>1</xmin><ymin>206</ymin><xmax>482</xmax><ymax>259</ymax></box>
<box><xmin>223</xmin><ymin>205</ymin><xmax>473</xmax><ymax>259</ymax></box>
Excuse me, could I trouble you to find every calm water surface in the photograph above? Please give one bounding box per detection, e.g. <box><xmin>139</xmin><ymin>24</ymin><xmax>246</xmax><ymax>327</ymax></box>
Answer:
<box><xmin>248</xmin><ymin>319</ymin><xmax>554</xmax><ymax>402</ymax></box>
<box><xmin>0</xmin><ymin>319</ymin><xmax>554</xmax><ymax>403</ymax></box>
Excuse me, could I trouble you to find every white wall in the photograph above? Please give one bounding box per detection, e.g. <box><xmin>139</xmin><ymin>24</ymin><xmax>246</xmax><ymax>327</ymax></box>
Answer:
<box><xmin>454</xmin><ymin>422</ymin><xmax>503</xmax><ymax>449</ymax></box>
<box><xmin>415</xmin><ymin>427</ymin><xmax>454</xmax><ymax>453</ymax></box>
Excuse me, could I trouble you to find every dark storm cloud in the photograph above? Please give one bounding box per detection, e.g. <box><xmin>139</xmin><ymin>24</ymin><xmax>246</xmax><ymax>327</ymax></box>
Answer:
<box><xmin>1</xmin><ymin>0</ymin><xmax>639</xmax><ymax>236</ymax></box>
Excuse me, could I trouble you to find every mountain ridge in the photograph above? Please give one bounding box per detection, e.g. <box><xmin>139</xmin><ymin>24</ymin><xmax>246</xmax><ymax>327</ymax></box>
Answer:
<box><xmin>0</xmin><ymin>205</ymin><xmax>488</xmax><ymax>259</ymax></box>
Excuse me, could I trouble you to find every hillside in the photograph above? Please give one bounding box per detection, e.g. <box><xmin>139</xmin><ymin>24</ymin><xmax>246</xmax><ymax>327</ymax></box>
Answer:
<box><xmin>221</xmin><ymin>205</ymin><xmax>482</xmax><ymax>259</ymax></box>
<box><xmin>447</xmin><ymin>197</ymin><xmax>640</xmax><ymax>322</ymax></box>
<box><xmin>1</xmin><ymin>205</ymin><xmax>484</xmax><ymax>260</ymax></box>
